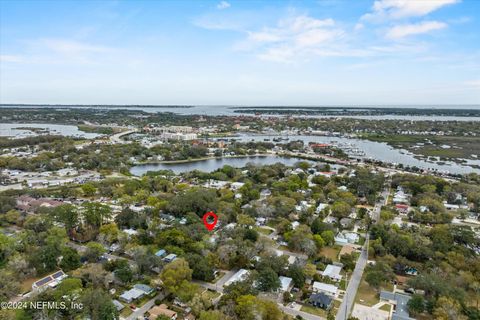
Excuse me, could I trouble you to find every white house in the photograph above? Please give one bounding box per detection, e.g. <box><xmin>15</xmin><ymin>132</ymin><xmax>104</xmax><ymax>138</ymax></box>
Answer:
<box><xmin>322</xmin><ymin>265</ymin><xmax>343</xmax><ymax>282</ymax></box>
<box><xmin>224</xmin><ymin>269</ymin><xmax>250</xmax><ymax>286</ymax></box>
<box><xmin>312</xmin><ymin>282</ymin><xmax>338</xmax><ymax>297</ymax></box>
<box><xmin>316</xmin><ymin>203</ymin><xmax>328</xmax><ymax>214</ymax></box>
<box><xmin>278</xmin><ymin>276</ymin><xmax>293</xmax><ymax>292</ymax></box>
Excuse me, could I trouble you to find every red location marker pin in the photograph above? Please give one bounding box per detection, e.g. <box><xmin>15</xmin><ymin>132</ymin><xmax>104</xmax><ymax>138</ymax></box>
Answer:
<box><xmin>203</xmin><ymin>211</ymin><xmax>218</xmax><ymax>231</ymax></box>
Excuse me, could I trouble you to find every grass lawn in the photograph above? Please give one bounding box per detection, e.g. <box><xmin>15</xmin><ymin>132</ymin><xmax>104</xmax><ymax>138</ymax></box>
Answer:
<box><xmin>358</xmin><ymin>236</ymin><xmax>366</xmax><ymax>246</ymax></box>
<box><xmin>20</xmin><ymin>277</ymin><xmax>37</xmax><ymax>294</ymax></box>
<box><xmin>135</xmin><ymin>294</ymin><xmax>155</xmax><ymax>308</ymax></box>
<box><xmin>379</xmin><ymin>304</ymin><xmax>391</xmax><ymax>312</ymax></box>
<box><xmin>339</xmin><ymin>279</ymin><xmax>347</xmax><ymax>290</ymax></box>
<box><xmin>256</xmin><ymin>227</ymin><xmax>273</xmax><ymax>235</ymax></box>
<box><xmin>300</xmin><ymin>305</ymin><xmax>329</xmax><ymax>317</ymax></box>
<box><xmin>203</xmin><ymin>290</ymin><xmax>221</xmax><ymax>300</ymax></box>
<box><xmin>120</xmin><ymin>307</ymin><xmax>133</xmax><ymax>317</ymax></box>
<box><xmin>278</xmin><ymin>245</ymin><xmax>289</xmax><ymax>251</ymax></box>
<box><xmin>266</xmin><ymin>218</ymin><xmax>281</xmax><ymax>228</ymax></box>
<box><xmin>320</xmin><ymin>245</ymin><xmax>342</xmax><ymax>262</ymax></box>
<box><xmin>354</xmin><ymin>279</ymin><xmax>379</xmax><ymax>306</ymax></box>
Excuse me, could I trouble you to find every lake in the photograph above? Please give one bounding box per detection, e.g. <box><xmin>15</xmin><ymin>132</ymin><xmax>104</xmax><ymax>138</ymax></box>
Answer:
<box><xmin>131</xmin><ymin>134</ymin><xmax>479</xmax><ymax>175</ymax></box>
<box><xmin>130</xmin><ymin>155</ymin><xmax>314</xmax><ymax>176</ymax></box>
<box><xmin>0</xmin><ymin>123</ymin><xmax>100</xmax><ymax>139</ymax></box>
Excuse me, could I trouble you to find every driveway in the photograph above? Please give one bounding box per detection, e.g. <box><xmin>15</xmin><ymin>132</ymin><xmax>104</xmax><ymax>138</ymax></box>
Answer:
<box><xmin>123</xmin><ymin>292</ymin><xmax>165</xmax><ymax>320</ymax></box>
<box><xmin>278</xmin><ymin>303</ymin><xmax>326</xmax><ymax>320</ymax></box>
<box><xmin>193</xmin><ymin>269</ymin><xmax>239</xmax><ymax>294</ymax></box>
<box><xmin>351</xmin><ymin>303</ymin><xmax>389</xmax><ymax>320</ymax></box>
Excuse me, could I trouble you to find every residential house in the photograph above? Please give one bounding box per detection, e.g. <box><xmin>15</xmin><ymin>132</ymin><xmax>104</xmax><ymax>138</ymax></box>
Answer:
<box><xmin>163</xmin><ymin>254</ymin><xmax>177</xmax><ymax>263</ymax></box>
<box><xmin>322</xmin><ymin>265</ymin><xmax>343</xmax><ymax>282</ymax></box>
<box><xmin>119</xmin><ymin>288</ymin><xmax>144</xmax><ymax>303</ymax></box>
<box><xmin>133</xmin><ymin>284</ymin><xmax>155</xmax><ymax>297</ymax></box>
<box><xmin>312</xmin><ymin>282</ymin><xmax>338</xmax><ymax>297</ymax></box>
<box><xmin>309</xmin><ymin>292</ymin><xmax>333</xmax><ymax>310</ymax></box>
<box><xmin>16</xmin><ymin>195</ymin><xmax>63</xmax><ymax>214</ymax></box>
<box><xmin>379</xmin><ymin>291</ymin><xmax>414</xmax><ymax>320</ymax></box>
<box><xmin>148</xmin><ymin>304</ymin><xmax>177</xmax><ymax>320</ymax></box>
<box><xmin>224</xmin><ymin>269</ymin><xmax>250</xmax><ymax>287</ymax></box>
<box><xmin>255</xmin><ymin>217</ymin><xmax>266</xmax><ymax>226</ymax></box>
<box><xmin>32</xmin><ymin>270</ymin><xmax>67</xmax><ymax>291</ymax></box>
<box><xmin>230</xmin><ymin>182</ymin><xmax>245</xmax><ymax>191</ymax></box>
<box><xmin>278</xmin><ymin>276</ymin><xmax>293</xmax><ymax>292</ymax></box>
<box><xmin>112</xmin><ymin>300</ymin><xmax>124</xmax><ymax>311</ymax></box>
<box><xmin>395</xmin><ymin>204</ymin><xmax>409</xmax><ymax>214</ymax></box>
<box><xmin>260</xmin><ymin>189</ymin><xmax>271</xmax><ymax>199</ymax></box>
<box><xmin>316</xmin><ymin>203</ymin><xmax>328</xmax><ymax>214</ymax></box>
<box><xmin>155</xmin><ymin>249</ymin><xmax>166</xmax><ymax>258</ymax></box>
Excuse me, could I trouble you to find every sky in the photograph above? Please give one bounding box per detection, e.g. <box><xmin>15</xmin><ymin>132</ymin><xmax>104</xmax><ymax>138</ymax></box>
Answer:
<box><xmin>1</xmin><ymin>0</ymin><xmax>479</xmax><ymax>105</ymax></box>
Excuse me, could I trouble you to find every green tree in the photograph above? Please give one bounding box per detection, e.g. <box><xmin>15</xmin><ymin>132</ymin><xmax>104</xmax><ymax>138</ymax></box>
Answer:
<box><xmin>84</xmin><ymin>242</ymin><xmax>106</xmax><ymax>262</ymax></box>
<box><xmin>160</xmin><ymin>258</ymin><xmax>193</xmax><ymax>294</ymax></box>
<box><xmin>287</xmin><ymin>264</ymin><xmax>305</xmax><ymax>288</ymax></box>
<box><xmin>257</xmin><ymin>267</ymin><xmax>280</xmax><ymax>292</ymax></box>
<box><xmin>81</xmin><ymin>289</ymin><xmax>119</xmax><ymax>320</ymax></box>
<box><xmin>320</xmin><ymin>230</ymin><xmax>335</xmax><ymax>246</ymax></box>
<box><xmin>340</xmin><ymin>253</ymin><xmax>355</xmax><ymax>272</ymax></box>
<box><xmin>0</xmin><ymin>270</ymin><xmax>19</xmax><ymax>300</ymax></box>
<box><xmin>52</xmin><ymin>204</ymin><xmax>78</xmax><ymax>230</ymax></box>
<box><xmin>331</xmin><ymin>201</ymin><xmax>352</xmax><ymax>219</ymax></box>
<box><xmin>81</xmin><ymin>183</ymin><xmax>97</xmax><ymax>197</ymax></box>
<box><xmin>199</xmin><ymin>310</ymin><xmax>229</xmax><ymax>320</ymax></box>
<box><xmin>82</xmin><ymin>202</ymin><xmax>112</xmax><ymax>228</ymax></box>
<box><xmin>186</xmin><ymin>253</ymin><xmax>215</xmax><ymax>282</ymax></box>
<box><xmin>60</xmin><ymin>247</ymin><xmax>81</xmax><ymax>271</ymax></box>
<box><xmin>432</xmin><ymin>296</ymin><xmax>467</xmax><ymax>320</ymax></box>
<box><xmin>407</xmin><ymin>294</ymin><xmax>425</xmax><ymax>315</ymax></box>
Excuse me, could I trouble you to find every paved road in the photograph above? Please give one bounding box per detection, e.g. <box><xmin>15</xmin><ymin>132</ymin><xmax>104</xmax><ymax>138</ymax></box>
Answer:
<box><xmin>110</xmin><ymin>129</ymin><xmax>137</xmax><ymax>144</ymax></box>
<box><xmin>123</xmin><ymin>292</ymin><xmax>166</xmax><ymax>320</ymax></box>
<box><xmin>335</xmin><ymin>186</ymin><xmax>390</xmax><ymax>320</ymax></box>
<box><xmin>279</xmin><ymin>304</ymin><xmax>326</xmax><ymax>320</ymax></box>
<box><xmin>193</xmin><ymin>269</ymin><xmax>239</xmax><ymax>294</ymax></box>
<box><xmin>335</xmin><ymin>238</ymin><xmax>368</xmax><ymax>320</ymax></box>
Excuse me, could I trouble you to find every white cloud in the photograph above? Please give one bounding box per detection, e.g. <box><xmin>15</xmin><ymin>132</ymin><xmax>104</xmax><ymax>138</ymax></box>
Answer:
<box><xmin>386</xmin><ymin>21</ymin><xmax>447</xmax><ymax>39</ymax></box>
<box><xmin>39</xmin><ymin>39</ymin><xmax>112</xmax><ymax>55</ymax></box>
<box><xmin>238</xmin><ymin>15</ymin><xmax>344</xmax><ymax>62</ymax></box>
<box><xmin>217</xmin><ymin>1</ymin><xmax>231</xmax><ymax>10</ymax></box>
<box><xmin>354</xmin><ymin>23</ymin><xmax>364</xmax><ymax>31</ymax></box>
<box><xmin>362</xmin><ymin>0</ymin><xmax>459</xmax><ymax>21</ymax></box>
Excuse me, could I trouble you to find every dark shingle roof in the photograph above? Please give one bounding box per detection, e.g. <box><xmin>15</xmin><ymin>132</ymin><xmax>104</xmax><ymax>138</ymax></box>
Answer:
<box><xmin>309</xmin><ymin>292</ymin><xmax>332</xmax><ymax>305</ymax></box>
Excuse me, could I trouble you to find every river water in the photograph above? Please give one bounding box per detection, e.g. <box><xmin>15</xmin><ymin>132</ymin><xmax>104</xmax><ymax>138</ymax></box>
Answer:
<box><xmin>130</xmin><ymin>134</ymin><xmax>479</xmax><ymax>175</ymax></box>
<box><xmin>2</xmin><ymin>105</ymin><xmax>479</xmax><ymax>121</ymax></box>
<box><xmin>0</xmin><ymin>123</ymin><xmax>100</xmax><ymax>139</ymax></box>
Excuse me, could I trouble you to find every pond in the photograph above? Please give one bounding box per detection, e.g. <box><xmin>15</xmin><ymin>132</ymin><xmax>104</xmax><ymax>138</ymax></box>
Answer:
<box><xmin>130</xmin><ymin>155</ymin><xmax>315</xmax><ymax>176</ymax></box>
<box><xmin>0</xmin><ymin>123</ymin><xmax>100</xmax><ymax>139</ymax></box>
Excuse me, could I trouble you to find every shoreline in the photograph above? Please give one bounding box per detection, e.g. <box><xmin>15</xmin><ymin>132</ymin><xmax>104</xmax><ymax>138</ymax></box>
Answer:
<box><xmin>135</xmin><ymin>153</ymin><xmax>280</xmax><ymax>165</ymax></box>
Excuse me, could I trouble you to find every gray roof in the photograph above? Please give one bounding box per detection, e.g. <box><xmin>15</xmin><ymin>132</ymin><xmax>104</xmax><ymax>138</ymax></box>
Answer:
<box><xmin>112</xmin><ymin>300</ymin><xmax>124</xmax><ymax>311</ymax></box>
<box><xmin>380</xmin><ymin>291</ymin><xmax>414</xmax><ymax>320</ymax></box>
<box><xmin>134</xmin><ymin>283</ymin><xmax>154</xmax><ymax>294</ymax></box>
<box><xmin>309</xmin><ymin>292</ymin><xmax>332</xmax><ymax>306</ymax></box>
<box><xmin>119</xmin><ymin>288</ymin><xmax>144</xmax><ymax>301</ymax></box>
